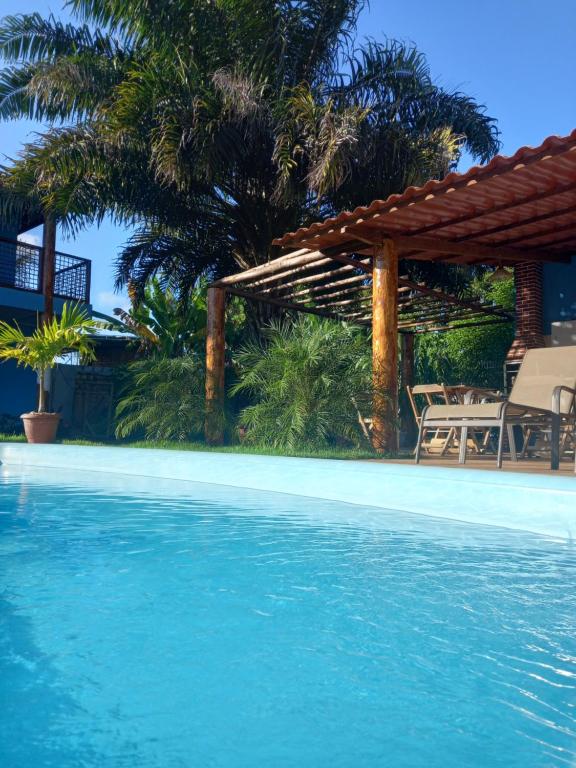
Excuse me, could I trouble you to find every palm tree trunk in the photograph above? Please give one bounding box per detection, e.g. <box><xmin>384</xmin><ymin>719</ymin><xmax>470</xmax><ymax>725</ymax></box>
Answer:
<box><xmin>38</xmin><ymin>369</ymin><xmax>46</xmax><ymax>413</ymax></box>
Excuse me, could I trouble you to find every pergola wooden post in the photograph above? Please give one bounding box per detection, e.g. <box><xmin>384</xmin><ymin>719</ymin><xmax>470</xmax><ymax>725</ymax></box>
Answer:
<box><xmin>41</xmin><ymin>214</ymin><xmax>57</xmax><ymax>324</ymax></box>
<box><xmin>205</xmin><ymin>286</ymin><xmax>226</xmax><ymax>445</ymax></box>
<box><xmin>371</xmin><ymin>239</ymin><xmax>399</xmax><ymax>453</ymax></box>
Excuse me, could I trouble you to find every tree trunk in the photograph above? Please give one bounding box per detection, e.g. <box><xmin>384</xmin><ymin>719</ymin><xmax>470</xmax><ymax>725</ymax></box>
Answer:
<box><xmin>41</xmin><ymin>215</ymin><xmax>57</xmax><ymax>325</ymax></box>
<box><xmin>38</xmin><ymin>369</ymin><xmax>46</xmax><ymax>413</ymax></box>
<box><xmin>205</xmin><ymin>287</ymin><xmax>226</xmax><ymax>445</ymax></box>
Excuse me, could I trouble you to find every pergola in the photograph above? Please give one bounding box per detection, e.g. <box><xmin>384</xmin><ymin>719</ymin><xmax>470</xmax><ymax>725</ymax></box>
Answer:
<box><xmin>205</xmin><ymin>130</ymin><xmax>576</xmax><ymax>450</ymax></box>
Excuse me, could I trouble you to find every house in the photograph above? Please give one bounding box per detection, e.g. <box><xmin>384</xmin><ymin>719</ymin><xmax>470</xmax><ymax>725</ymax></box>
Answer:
<box><xmin>0</xmin><ymin>193</ymin><xmax>91</xmax><ymax>421</ymax></box>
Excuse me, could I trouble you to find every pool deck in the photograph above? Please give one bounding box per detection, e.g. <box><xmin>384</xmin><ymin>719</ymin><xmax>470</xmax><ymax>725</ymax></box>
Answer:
<box><xmin>384</xmin><ymin>456</ymin><xmax>575</xmax><ymax>476</ymax></box>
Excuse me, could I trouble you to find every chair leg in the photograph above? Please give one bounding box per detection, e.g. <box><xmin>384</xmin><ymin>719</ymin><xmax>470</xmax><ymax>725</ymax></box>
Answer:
<box><xmin>507</xmin><ymin>424</ymin><xmax>517</xmax><ymax>462</ymax></box>
<box><xmin>415</xmin><ymin>421</ymin><xmax>426</xmax><ymax>464</ymax></box>
<box><xmin>440</xmin><ymin>427</ymin><xmax>454</xmax><ymax>456</ymax></box>
<box><xmin>470</xmin><ymin>431</ymin><xmax>483</xmax><ymax>454</ymax></box>
<box><xmin>497</xmin><ymin>421</ymin><xmax>506</xmax><ymax>468</ymax></box>
<box><xmin>519</xmin><ymin>427</ymin><xmax>531</xmax><ymax>459</ymax></box>
<box><xmin>459</xmin><ymin>426</ymin><xmax>468</xmax><ymax>464</ymax></box>
<box><xmin>551</xmin><ymin>412</ymin><xmax>561</xmax><ymax>471</ymax></box>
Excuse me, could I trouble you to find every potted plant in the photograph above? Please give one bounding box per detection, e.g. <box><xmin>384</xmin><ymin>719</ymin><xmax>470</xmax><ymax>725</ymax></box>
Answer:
<box><xmin>0</xmin><ymin>303</ymin><xmax>99</xmax><ymax>443</ymax></box>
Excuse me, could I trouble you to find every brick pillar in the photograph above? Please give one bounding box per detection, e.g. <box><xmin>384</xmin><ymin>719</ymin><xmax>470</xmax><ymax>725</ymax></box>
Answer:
<box><xmin>506</xmin><ymin>262</ymin><xmax>545</xmax><ymax>362</ymax></box>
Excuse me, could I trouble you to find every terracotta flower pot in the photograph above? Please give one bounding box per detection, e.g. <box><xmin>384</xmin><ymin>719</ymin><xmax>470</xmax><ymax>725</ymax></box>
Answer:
<box><xmin>20</xmin><ymin>412</ymin><xmax>61</xmax><ymax>444</ymax></box>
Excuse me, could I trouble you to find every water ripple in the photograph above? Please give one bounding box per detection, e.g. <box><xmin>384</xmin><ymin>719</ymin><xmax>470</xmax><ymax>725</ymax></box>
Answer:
<box><xmin>0</xmin><ymin>467</ymin><xmax>575</xmax><ymax>768</ymax></box>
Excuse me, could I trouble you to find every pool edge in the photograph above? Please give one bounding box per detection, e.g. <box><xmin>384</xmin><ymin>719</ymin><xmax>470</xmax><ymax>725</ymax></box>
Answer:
<box><xmin>1</xmin><ymin>443</ymin><xmax>575</xmax><ymax>540</ymax></box>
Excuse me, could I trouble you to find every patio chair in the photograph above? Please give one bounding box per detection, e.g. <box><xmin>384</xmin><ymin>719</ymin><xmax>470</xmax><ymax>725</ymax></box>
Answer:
<box><xmin>415</xmin><ymin>347</ymin><xmax>576</xmax><ymax>469</ymax></box>
<box><xmin>407</xmin><ymin>384</ymin><xmax>455</xmax><ymax>455</ymax></box>
<box><xmin>408</xmin><ymin>383</ymin><xmax>500</xmax><ymax>457</ymax></box>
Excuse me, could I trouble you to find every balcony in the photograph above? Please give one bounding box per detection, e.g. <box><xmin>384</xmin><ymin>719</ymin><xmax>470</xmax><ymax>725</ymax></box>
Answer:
<box><xmin>0</xmin><ymin>235</ymin><xmax>91</xmax><ymax>304</ymax></box>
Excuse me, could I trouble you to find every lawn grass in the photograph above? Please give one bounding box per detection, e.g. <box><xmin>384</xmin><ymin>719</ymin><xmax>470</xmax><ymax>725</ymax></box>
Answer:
<box><xmin>0</xmin><ymin>433</ymin><xmax>400</xmax><ymax>461</ymax></box>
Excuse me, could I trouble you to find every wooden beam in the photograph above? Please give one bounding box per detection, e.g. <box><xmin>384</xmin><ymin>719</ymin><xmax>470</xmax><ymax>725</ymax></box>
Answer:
<box><xmin>409</xmin><ymin>318</ymin><xmax>510</xmax><ymax>333</ymax></box>
<box><xmin>288</xmin><ymin>241</ymin><xmax>375</xmax><ymax>269</ymax></box>
<box><xmin>317</xmin><ymin>249</ymin><xmax>373</xmax><ymax>272</ymax></box>
<box><xmin>226</xmin><ymin>286</ymin><xmax>357</xmax><ymax>323</ymax></box>
<box><xmin>41</xmin><ymin>215</ymin><xmax>56</xmax><ymax>324</ymax></box>
<box><xmin>372</xmin><ymin>239</ymin><xmax>399</xmax><ymax>453</ymax></box>
<box><xmin>313</xmin><ymin>295</ymin><xmax>371</xmax><ymax>310</ymax></box>
<box><xmin>244</xmin><ymin>257</ymin><xmax>335</xmax><ymax>291</ymax></box>
<box><xmin>301</xmin><ymin>277</ymin><xmax>370</xmax><ymax>303</ymax></box>
<box><xmin>398</xmin><ymin>278</ymin><xmax>512</xmax><ymax>319</ymax></box>
<box><xmin>336</xmin><ymin>221</ymin><xmax>570</xmax><ymax>264</ymax></box>
<box><xmin>279</xmin><ymin>271</ymin><xmax>410</xmax><ymax>304</ymax></box>
<box><xmin>214</xmin><ymin>249</ymin><xmax>323</xmax><ymax>286</ymax></box>
<box><xmin>398</xmin><ymin>233</ymin><xmax>565</xmax><ymax>264</ymax></box>
<box><xmin>205</xmin><ymin>286</ymin><xmax>226</xmax><ymax>445</ymax></box>
<box><xmin>272</xmin><ymin>267</ymin><xmax>368</xmax><ymax>297</ymax></box>
<box><xmin>305</xmin><ymin>272</ymin><xmax>369</xmax><ymax>295</ymax></box>
<box><xmin>400</xmin><ymin>234</ymin><xmax>568</xmax><ymax>264</ymax></box>
<box><xmin>399</xmin><ymin>313</ymin><xmax>469</xmax><ymax>327</ymax></box>
<box><xmin>454</xmin><ymin>202</ymin><xmax>576</xmax><ymax>243</ymax></box>
<box><xmin>503</xmin><ymin>222</ymin><xmax>576</xmax><ymax>247</ymax></box>
<box><xmin>258</xmin><ymin>259</ymin><xmax>370</xmax><ymax>296</ymax></box>
<box><xmin>312</xmin><ymin>286</ymin><xmax>371</xmax><ymax>307</ymax></box>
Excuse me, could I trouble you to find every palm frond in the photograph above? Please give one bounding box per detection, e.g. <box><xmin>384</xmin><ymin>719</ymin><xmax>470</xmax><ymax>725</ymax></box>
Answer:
<box><xmin>0</xmin><ymin>1</ymin><xmax>500</xmax><ymax>300</ymax></box>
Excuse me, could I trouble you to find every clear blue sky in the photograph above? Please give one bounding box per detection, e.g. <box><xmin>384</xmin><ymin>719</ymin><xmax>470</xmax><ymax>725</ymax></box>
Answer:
<box><xmin>1</xmin><ymin>0</ymin><xmax>575</xmax><ymax>313</ymax></box>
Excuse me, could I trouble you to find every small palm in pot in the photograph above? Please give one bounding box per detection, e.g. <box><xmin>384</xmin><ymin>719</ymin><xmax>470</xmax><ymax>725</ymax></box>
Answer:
<box><xmin>0</xmin><ymin>303</ymin><xmax>98</xmax><ymax>443</ymax></box>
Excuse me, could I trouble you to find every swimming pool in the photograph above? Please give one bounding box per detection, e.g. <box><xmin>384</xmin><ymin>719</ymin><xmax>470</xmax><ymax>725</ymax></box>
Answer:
<box><xmin>1</xmin><ymin>461</ymin><xmax>575</xmax><ymax>767</ymax></box>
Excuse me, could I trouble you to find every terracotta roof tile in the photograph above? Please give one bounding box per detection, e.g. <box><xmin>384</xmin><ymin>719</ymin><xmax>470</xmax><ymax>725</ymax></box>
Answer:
<box><xmin>274</xmin><ymin>129</ymin><xmax>576</xmax><ymax>253</ymax></box>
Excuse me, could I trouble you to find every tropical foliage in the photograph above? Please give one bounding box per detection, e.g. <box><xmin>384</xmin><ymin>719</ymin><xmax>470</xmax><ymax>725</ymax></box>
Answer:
<box><xmin>115</xmin><ymin>355</ymin><xmax>205</xmax><ymax>441</ymax></box>
<box><xmin>112</xmin><ymin>278</ymin><xmax>208</xmax><ymax>357</ymax></box>
<box><xmin>231</xmin><ymin>316</ymin><xmax>372</xmax><ymax>449</ymax></box>
<box><xmin>0</xmin><ymin>303</ymin><xmax>98</xmax><ymax>411</ymax></box>
<box><xmin>0</xmin><ymin>0</ymin><xmax>499</xmax><ymax>298</ymax></box>
<box><xmin>110</xmin><ymin>275</ymin><xmax>251</xmax><ymax>441</ymax></box>
<box><xmin>415</xmin><ymin>276</ymin><xmax>515</xmax><ymax>390</ymax></box>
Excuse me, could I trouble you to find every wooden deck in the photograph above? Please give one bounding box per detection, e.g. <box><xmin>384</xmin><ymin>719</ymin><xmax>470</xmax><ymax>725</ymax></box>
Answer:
<box><xmin>382</xmin><ymin>455</ymin><xmax>575</xmax><ymax>477</ymax></box>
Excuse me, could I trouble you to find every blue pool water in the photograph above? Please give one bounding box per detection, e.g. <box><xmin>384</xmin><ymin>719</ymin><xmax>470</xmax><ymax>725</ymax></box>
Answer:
<box><xmin>1</xmin><ymin>465</ymin><xmax>576</xmax><ymax>767</ymax></box>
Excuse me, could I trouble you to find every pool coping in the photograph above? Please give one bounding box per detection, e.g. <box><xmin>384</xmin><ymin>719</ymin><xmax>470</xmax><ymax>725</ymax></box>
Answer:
<box><xmin>1</xmin><ymin>443</ymin><xmax>575</xmax><ymax>539</ymax></box>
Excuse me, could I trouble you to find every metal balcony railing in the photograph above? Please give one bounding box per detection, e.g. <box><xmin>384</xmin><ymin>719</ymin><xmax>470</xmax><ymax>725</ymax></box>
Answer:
<box><xmin>0</xmin><ymin>236</ymin><xmax>91</xmax><ymax>303</ymax></box>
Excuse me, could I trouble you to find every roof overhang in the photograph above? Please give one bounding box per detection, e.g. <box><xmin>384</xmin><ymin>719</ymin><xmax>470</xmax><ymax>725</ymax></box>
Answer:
<box><xmin>210</xmin><ymin>130</ymin><xmax>576</xmax><ymax>332</ymax></box>
<box><xmin>273</xmin><ymin>130</ymin><xmax>576</xmax><ymax>266</ymax></box>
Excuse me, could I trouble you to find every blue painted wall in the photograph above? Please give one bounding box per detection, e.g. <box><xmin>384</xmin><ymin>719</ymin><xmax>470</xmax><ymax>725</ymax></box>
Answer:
<box><xmin>0</xmin><ymin>289</ymin><xmax>88</xmax><ymax>315</ymax></box>
<box><xmin>0</xmin><ymin>360</ymin><xmax>37</xmax><ymax>417</ymax></box>
<box><xmin>543</xmin><ymin>255</ymin><xmax>576</xmax><ymax>333</ymax></box>
<box><xmin>0</xmin><ymin>286</ymin><xmax>44</xmax><ymax>312</ymax></box>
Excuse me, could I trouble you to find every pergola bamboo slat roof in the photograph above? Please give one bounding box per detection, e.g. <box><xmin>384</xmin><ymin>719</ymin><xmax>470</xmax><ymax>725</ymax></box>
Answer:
<box><xmin>214</xmin><ymin>130</ymin><xmax>576</xmax><ymax>331</ymax></box>
<box><xmin>215</xmin><ymin>248</ymin><xmax>512</xmax><ymax>331</ymax></box>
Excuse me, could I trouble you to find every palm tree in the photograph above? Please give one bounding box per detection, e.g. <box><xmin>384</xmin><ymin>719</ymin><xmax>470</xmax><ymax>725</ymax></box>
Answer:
<box><xmin>231</xmin><ymin>315</ymin><xmax>373</xmax><ymax>449</ymax></box>
<box><xmin>0</xmin><ymin>303</ymin><xmax>98</xmax><ymax>412</ymax></box>
<box><xmin>0</xmin><ymin>1</ymin><xmax>499</xmax><ymax>297</ymax></box>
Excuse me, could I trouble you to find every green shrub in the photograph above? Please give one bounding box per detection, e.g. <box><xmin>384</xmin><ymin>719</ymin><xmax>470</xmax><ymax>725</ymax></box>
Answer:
<box><xmin>231</xmin><ymin>317</ymin><xmax>372</xmax><ymax>450</ymax></box>
<box><xmin>415</xmin><ymin>276</ymin><xmax>514</xmax><ymax>390</ymax></box>
<box><xmin>115</xmin><ymin>356</ymin><xmax>205</xmax><ymax>441</ymax></box>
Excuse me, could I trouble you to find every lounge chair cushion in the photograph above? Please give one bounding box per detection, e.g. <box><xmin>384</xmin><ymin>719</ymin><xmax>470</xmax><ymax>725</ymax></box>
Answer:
<box><xmin>424</xmin><ymin>402</ymin><xmax>525</xmax><ymax>421</ymax></box>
